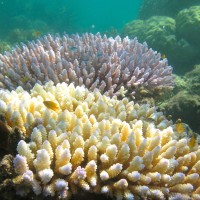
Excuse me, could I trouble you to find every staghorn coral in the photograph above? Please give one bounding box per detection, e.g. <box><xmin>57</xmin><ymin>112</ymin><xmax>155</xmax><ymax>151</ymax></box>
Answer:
<box><xmin>0</xmin><ymin>33</ymin><xmax>173</xmax><ymax>99</ymax></box>
<box><xmin>0</xmin><ymin>82</ymin><xmax>199</xmax><ymax>199</ymax></box>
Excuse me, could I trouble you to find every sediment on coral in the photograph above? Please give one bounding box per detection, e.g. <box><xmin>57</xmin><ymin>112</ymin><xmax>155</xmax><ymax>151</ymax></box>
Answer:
<box><xmin>0</xmin><ymin>82</ymin><xmax>199</xmax><ymax>200</ymax></box>
<box><xmin>0</xmin><ymin>33</ymin><xmax>173</xmax><ymax>100</ymax></box>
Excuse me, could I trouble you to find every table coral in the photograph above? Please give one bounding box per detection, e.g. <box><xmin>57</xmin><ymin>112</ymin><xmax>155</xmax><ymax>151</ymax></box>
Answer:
<box><xmin>0</xmin><ymin>33</ymin><xmax>173</xmax><ymax>100</ymax></box>
<box><xmin>0</xmin><ymin>82</ymin><xmax>199</xmax><ymax>199</ymax></box>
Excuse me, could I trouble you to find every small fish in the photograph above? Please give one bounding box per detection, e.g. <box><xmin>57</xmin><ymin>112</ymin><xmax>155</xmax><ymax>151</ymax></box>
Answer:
<box><xmin>161</xmin><ymin>54</ymin><xmax>166</xmax><ymax>59</ymax></box>
<box><xmin>175</xmin><ymin>122</ymin><xmax>185</xmax><ymax>134</ymax></box>
<box><xmin>188</xmin><ymin>134</ymin><xmax>197</xmax><ymax>149</ymax></box>
<box><xmin>32</xmin><ymin>31</ymin><xmax>41</xmax><ymax>37</ymax></box>
<box><xmin>148</xmin><ymin>113</ymin><xmax>158</xmax><ymax>121</ymax></box>
<box><xmin>43</xmin><ymin>100</ymin><xmax>60</xmax><ymax>111</ymax></box>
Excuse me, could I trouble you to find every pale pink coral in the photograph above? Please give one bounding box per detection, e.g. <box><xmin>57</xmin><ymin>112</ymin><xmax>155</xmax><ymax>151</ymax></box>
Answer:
<box><xmin>0</xmin><ymin>33</ymin><xmax>173</xmax><ymax>98</ymax></box>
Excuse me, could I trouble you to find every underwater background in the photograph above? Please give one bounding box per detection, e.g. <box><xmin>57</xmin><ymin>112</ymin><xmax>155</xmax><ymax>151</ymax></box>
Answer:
<box><xmin>0</xmin><ymin>0</ymin><xmax>200</xmax><ymax>199</ymax></box>
<box><xmin>0</xmin><ymin>0</ymin><xmax>141</xmax><ymax>40</ymax></box>
<box><xmin>0</xmin><ymin>0</ymin><xmax>199</xmax><ymax>134</ymax></box>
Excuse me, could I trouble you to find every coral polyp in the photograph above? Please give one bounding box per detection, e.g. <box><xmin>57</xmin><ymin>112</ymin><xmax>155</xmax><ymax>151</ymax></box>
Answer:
<box><xmin>0</xmin><ymin>82</ymin><xmax>199</xmax><ymax>199</ymax></box>
<box><xmin>0</xmin><ymin>33</ymin><xmax>173</xmax><ymax>99</ymax></box>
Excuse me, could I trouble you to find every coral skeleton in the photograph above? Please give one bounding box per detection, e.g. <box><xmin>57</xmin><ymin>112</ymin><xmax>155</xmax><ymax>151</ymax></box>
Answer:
<box><xmin>0</xmin><ymin>33</ymin><xmax>173</xmax><ymax>98</ymax></box>
<box><xmin>0</xmin><ymin>82</ymin><xmax>199</xmax><ymax>199</ymax></box>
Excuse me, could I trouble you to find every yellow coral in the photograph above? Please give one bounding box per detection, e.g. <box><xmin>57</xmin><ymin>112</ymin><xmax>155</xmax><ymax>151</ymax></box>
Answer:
<box><xmin>0</xmin><ymin>81</ymin><xmax>198</xmax><ymax>199</ymax></box>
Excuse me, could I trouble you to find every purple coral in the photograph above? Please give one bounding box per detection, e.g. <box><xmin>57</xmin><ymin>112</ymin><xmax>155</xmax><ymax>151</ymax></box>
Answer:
<box><xmin>0</xmin><ymin>33</ymin><xmax>173</xmax><ymax>98</ymax></box>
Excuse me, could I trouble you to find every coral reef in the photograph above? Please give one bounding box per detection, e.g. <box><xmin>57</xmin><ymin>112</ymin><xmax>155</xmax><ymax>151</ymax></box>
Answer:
<box><xmin>6</xmin><ymin>28</ymin><xmax>44</xmax><ymax>44</ymax></box>
<box><xmin>0</xmin><ymin>115</ymin><xmax>25</xmax><ymax>157</ymax></box>
<box><xmin>0</xmin><ymin>81</ymin><xmax>172</xmax><ymax>143</ymax></box>
<box><xmin>160</xmin><ymin>91</ymin><xmax>200</xmax><ymax>134</ymax></box>
<box><xmin>121</xmin><ymin>20</ymin><xmax>144</xmax><ymax>41</ymax></box>
<box><xmin>0</xmin><ymin>82</ymin><xmax>199</xmax><ymax>199</ymax></box>
<box><xmin>123</xmin><ymin>15</ymin><xmax>200</xmax><ymax>74</ymax></box>
<box><xmin>139</xmin><ymin>0</ymin><xmax>200</xmax><ymax>19</ymax></box>
<box><xmin>123</xmin><ymin>16</ymin><xmax>176</xmax><ymax>54</ymax></box>
<box><xmin>0</xmin><ymin>154</ymin><xmax>17</xmax><ymax>200</ymax></box>
<box><xmin>185</xmin><ymin>65</ymin><xmax>200</xmax><ymax>95</ymax></box>
<box><xmin>160</xmin><ymin>65</ymin><xmax>200</xmax><ymax>133</ymax></box>
<box><xmin>176</xmin><ymin>6</ymin><xmax>200</xmax><ymax>46</ymax></box>
<box><xmin>0</xmin><ymin>33</ymin><xmax>173</xmax><ymax>100</ymax></box>
<box><xmin>0</xmin><ymin>41</ymin><xmax>11</xmax><ymax>54</ymax></box>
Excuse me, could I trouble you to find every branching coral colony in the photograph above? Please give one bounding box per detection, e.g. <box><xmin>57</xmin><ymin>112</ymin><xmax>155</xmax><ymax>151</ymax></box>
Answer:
<box><xmin>0</xmin><ymin>82</ymin><xmax>199</xmax><ymax>200</ymax></box>
<box><xmin>0</xmin><ymin>33</ymin><xmax>173</xmax><ymax>99</ymax></box>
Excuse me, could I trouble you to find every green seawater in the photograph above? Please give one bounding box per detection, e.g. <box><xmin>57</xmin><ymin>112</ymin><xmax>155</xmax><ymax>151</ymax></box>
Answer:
<box><xmin>0</xmin><ymin>0</ymin><xmax>199</xmax><ymax>133</ymax></box>
<box><xmin>68</xmin><ymin>0</ymin><xmax>141</xmax><ymax>33</ymax></box>
<box><xmin>0</xmin><ymin>1</ymin><xmax>200</xmax><ymax>200</ymax></box>
<box><xmin>0</xmin><ymin>0</ymin><xmax>141</xmax><ymax>40</ymax></box>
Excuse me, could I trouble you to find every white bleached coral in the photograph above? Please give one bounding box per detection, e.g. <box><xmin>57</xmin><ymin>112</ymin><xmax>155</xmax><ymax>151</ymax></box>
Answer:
<box><xmin>0</xmin><ymin>81</ymin><xmax>172</xmax><ymax>138</ymax></box>
<box><xmin>0</xmin><ymin>82</ymin><xmax>199</xmax><ymax>199</ymax></box>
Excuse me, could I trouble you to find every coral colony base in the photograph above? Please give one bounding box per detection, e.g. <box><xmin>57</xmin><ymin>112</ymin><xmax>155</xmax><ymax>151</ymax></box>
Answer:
<box><xmin>0</xmin><ymin>33</ymin><xmax>173</xmax><ymax>99</ymax></box>
<box><xmin>0</xmin><ymin>82</ymin><xmax>200</xmax><ymax>200</ymax></box>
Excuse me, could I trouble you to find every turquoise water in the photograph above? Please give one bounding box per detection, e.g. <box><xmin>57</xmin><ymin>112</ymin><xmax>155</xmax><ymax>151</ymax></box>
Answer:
<box><xmin>68</xmin><ymin>0</ymin><xmax>141</xmax><ymax>33</ymax></box>
<box><xmin>0</xmin><ymin>0</ymin><xmax>200</xmax><ymax>74</ymax></box>
<box><xmin>0</xmin><ymin>0</ymin><xmax>141</xmax><ymax>40</ymax></box>
<box><xmin>0</xmin><ymin>1</ymin><xmax>200</xmax><ymax>200</ymax></box>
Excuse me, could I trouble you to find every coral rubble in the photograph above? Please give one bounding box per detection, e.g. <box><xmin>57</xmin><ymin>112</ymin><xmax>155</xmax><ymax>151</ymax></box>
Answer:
<box><xmin>0</xmin><ymin>33</ymin><xmax>173</xmax><ymax>100</ymax></box>
<box><xmin>0</xmin><ymin>82</ymin><xmax>199</xmax><ymax>199</ymax></box>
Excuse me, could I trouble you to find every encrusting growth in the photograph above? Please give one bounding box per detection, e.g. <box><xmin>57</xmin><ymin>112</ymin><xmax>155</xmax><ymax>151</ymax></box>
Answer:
<box><xmin>0</xmin><ymin>82</ymin><xmax>199</xmax><ymax>199</ymax></box>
